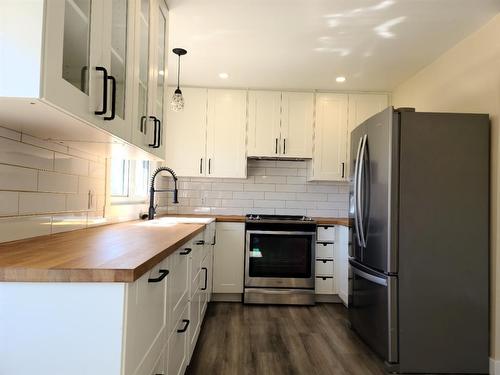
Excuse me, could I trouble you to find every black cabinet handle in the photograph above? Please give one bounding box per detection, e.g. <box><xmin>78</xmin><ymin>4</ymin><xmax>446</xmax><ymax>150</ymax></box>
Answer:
<box><xmin>104</xmin><ymin>75</ymin><xmax>116</xmax><ymax>120</ymax></box>
<box><xmin>195</xmin><ymin>240</ymin><xmax>205</xmax><ymax>245</ymax></box>
<box><xmin>208</xmin><ymin>158</ymin><xmax>211</xmax><ymax>174</ymax></box>
<box><xmin>154</xmin><ymin>118</ymin><xmax>161</xmax><ymax>148</ymax></box>
<box><xmin>341</xmin><ymin>162</ymin><xmax>345</xmax><ymax>178</ymax></box>
<box><xmin>148</xmin><ymin>116</ymin><xmax>158</xmax><ymax>147</ymax></box>
<box><xmin>180</xmin><ymin>248</ymin><xmax>192</xmax><ymax>255</ymax></box>
<box><xmin>200</xmin><ymin>158</ymin><xmax>203</xmax><ymax>174</ymax></box>
<box><xmin>94</xmin><ymin>66</ymin><xmax>108</xmax><ymax>115</ymax></box>
<box><xmin>201</xmin><ymin>267</ymin><xmax>208</xmax><ymax>290</ymax></box>
<box><xmin>177</xmin><ymin>319</ymin><xmax>190</xmax><ymax>333</ymax></box>
<box><xmin>283</xmin><ymin>138</ymin><xmax>286</xmax><ymax>154</ymax></box>
<box><xmin>316</xmin><ymin>276</ymin><xmax>333</xmax><ymax>281</ymax></box>
<box><xmin>148</xmin><ymin>269</ymin><xmax>169</xmax><ymax>283</ymax></box>
<box><xmin>275</xmin><ymin>138</ymin><xmax>278</xmax><ymax>154</ymax></box>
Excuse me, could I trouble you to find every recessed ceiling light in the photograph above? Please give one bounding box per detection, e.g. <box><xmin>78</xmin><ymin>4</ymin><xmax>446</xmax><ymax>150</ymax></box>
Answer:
<box><xmin>336</xmin><ymin>76</ymin><xmax>346</xmax><ymax>83</ymax></box>
<box><xmin>219</xmin><ymin>72</ymin><xmax>229</xmax><ymax>79</ymax></box>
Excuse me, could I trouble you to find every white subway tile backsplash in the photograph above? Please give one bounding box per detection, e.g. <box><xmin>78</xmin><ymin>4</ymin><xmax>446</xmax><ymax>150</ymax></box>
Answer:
<box><xmin>0</xmin><ymin>215</ymin><xmax>52</xmax><ymax>243</ymax></box>
<box><xmin>233</xmin><ymin>191</ymin><xmax>265</xmax><ymax>200</ymax></box>
<box><xmin>0</xmin><ymin>191</ymin><xmax>19</xmax><ymax>216</ymax></box>
<box><xmin>307</xmin><ymin>209</ymin><xmax>340</xmax><ymax>217</ymax></box>
<box><xmin>254</xmin><ymin>200</ymin><xmax>286</xmax><ymax>208</ymax></box>
<box><xmin>54</xmin><ymin>153</ymin><xmax>89</xmax><ymax>176</ymax></box>
<box><xmin>220</xmin><ymin>199</ymin><xmax>254</xmax><ymax>208</ymax></box>
<box><xmin>0</xmin><ymin>137</ymin><xmax>54</xmax><ymax>170</ymax></box>
<box><xmin>21</xmin><ymin>133</ymin><xmax>68</xmax><ymax>154</ymax></box>
<box><xmin>66</xmin><ymin>193</ymin><xmax>90</xmax><ymax>212</ymax></box>
<box><xmin>0</xmin><ymin>165</ymin><xmax>38</xmax><ymax>191</ymax></box>
<box><xmin>88</xmin><ymin>161</ymin><xmax>106</xmax><ymax>178</ymax></box>
<box><xmin>154</xmin><ymin>160</ymin><xmax>350</xmax><ymax>219</ymax></box>
<box><xmin>19</xmin><ymin>192</ymin><xmax>66</xmax><ymax>214</ymax></box>
<box><xmin>38</xmin><ymin>171</ymin><xmax>78</xmax><ymax>193</ymax></box>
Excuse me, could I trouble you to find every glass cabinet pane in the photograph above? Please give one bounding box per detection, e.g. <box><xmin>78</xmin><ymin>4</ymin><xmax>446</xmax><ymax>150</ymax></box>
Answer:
<box><xmin>110</xmin><ymin>0</ymin><xmax>128</xmax><ymax>120</ymax></box>
<box><xmin>138</xmin><ymin>0</ymin><xmax>150</xmax><ymax>131</ymax></box>
<box><xmin>156</xmin><ymin>9</ymin><xmax>167</xmax><ymax>127</ymax></box>
<box><xmin>62</xmin><ymin>0</ymin><xmax>92</xmax><ymax>94</ymax></box>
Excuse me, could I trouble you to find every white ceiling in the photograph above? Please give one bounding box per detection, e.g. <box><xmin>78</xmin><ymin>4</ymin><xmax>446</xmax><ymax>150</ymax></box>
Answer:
<box><xmin>166</xmin><ymin>0</ymin><xmax>500</xmax><ymax>91</ymax></box>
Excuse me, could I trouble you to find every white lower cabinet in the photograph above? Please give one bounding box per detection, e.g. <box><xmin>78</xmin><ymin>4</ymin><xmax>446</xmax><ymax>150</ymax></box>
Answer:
<box><xmin>0</xmin><ymin>225</ymin><xmax>214</xmax><ymax>375</ymax></box>
<box><xmin>213</xmin><ymin>222</ymin><xmax>245</xmax><ymax>294</ymax></box>
<box><xmin>315</xmin><ymin>224</ymin><xmax>349</xmax><ymax>305</ymax></box>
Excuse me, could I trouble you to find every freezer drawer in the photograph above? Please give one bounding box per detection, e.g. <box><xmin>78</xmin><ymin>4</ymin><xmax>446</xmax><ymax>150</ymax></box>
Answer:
<box><xmin>348</xmin><ymin>260</ymin><xmax>398</xmax><ymax>364</ymax></box>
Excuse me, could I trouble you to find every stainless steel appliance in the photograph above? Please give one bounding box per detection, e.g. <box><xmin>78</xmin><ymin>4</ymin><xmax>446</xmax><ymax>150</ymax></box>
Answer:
<box><xmin>349</xmin><ymin>107</ymin><xmax>489</xmax><ymax>373</ymax></box>
<box><xmin>244</xmin><ymin>215</ymin><xmax>316</xmax><ymax>305</ymax></box>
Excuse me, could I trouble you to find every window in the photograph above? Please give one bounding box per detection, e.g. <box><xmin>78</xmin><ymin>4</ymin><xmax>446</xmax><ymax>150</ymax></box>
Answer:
<box><xmin>110</xmin><ymin>159</ymin><xmax>150</xmax><ymax>203</ymax></box>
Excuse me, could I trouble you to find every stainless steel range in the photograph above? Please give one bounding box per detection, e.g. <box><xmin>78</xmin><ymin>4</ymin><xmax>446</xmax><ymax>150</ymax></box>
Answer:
<box><xmin>244</xmin><ymin>214</ymin><xmax>316</xmax><ymax>305</ymax></box>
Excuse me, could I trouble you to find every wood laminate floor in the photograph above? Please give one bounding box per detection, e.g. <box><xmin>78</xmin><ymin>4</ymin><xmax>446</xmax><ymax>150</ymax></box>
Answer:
<box><xmin>186</xmin><ymin>302</ymin><xmax>387</xmax><ymax>375</ymax></box>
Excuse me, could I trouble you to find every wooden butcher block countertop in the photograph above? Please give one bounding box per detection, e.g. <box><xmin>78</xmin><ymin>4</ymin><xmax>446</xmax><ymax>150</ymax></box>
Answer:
<box><xmin>162</xmin><ymin>214</ymin><xmax>350</xmax><ymax>226</ymax></box>
<box><xmin>0</xmin><ymin>220</ymin><xmax>205</xmax><ymax>283</ymax></box>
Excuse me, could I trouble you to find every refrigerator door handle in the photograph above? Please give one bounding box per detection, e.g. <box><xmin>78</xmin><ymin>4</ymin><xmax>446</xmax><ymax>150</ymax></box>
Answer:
<box><xmin>357</xmin><ymin>134</ymin><xmax>368</xmax><ymax>248</ymax></box>
<box><xmin>350</xmin><ymin>260</ymin><xmax>387</xmax><ymax>286</ymax></box>
<box><xmin>353</xmin><ymin>136</ymin><xmax>364</xmax><ymax>247</ymax></box>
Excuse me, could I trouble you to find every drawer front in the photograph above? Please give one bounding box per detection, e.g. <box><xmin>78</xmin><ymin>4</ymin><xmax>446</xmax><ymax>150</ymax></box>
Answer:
<box><xmin>191</xmin><ymin>234</ymin><xmax>205</xmax><ymax>285</ymax></box>
<box><xmin>168</xmin><ymin>243</ymin><xmax>191</xmax><ymax>334</ymax></box>
<box><xmin>316</xmin><ymin>259</ymin><xmax>334</xmax><ymax>275</ymax></box>
<box><xmin>167</xmin><ymin>303</ymin><xmax>189</xmax><ymax>375</ymax></box>
<box><xmin>315</xmin><ymin>276</ymin><xmax>335</xmax><ymax>294</ymax></box>
<box><xmin>317</xmin><ymin>225</ymin><xmax>335</xmax><ymax>242</ymax></box>
<box><xmin>316</xmin><ymin>243</ymin><xmax>334</xmax><ymax>258</ymax></box>
<box><xmin>204</xmin><ymin>222</ymin><xmax>216</xmax><ymax>245</ymax></box>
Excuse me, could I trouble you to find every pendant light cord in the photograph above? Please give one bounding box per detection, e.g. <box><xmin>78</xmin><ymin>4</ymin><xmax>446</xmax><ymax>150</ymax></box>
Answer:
<box><xmin>177</xmin><ymin>55</ymin><xmax>181</xmax><ymax>90</ymax></box>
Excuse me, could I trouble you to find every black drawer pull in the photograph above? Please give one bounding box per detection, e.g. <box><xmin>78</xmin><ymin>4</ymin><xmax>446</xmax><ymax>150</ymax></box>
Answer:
<box><xmin>94</xmin><ymin>66</ymin><xmax>108</xmax><ymax>115</ymax></box>
<box><xmin>195</xmin><ymin>240</ymin><xmax>205</xmax><ymax>245</ymax></box>
<box><xmin>177</xmin><ymin>319</ymin><xmax>190</xmax><ymax>333</ymax></box>
<box><xmin>201</xmin><ymin>267</ymin><xmax>208</xmax><ymax>290</ymax></box>
<box><xmin>180</xmin><ymin>248</ymin><xmax>192</xmax><ymax>255</ymax></box>
<box><xmin>148</xmin><ymin>269</ymin><xmax>169</xmax><ymax>283</ymax></box>
<box><xmin>104</xmin><ymin>75</ymin><xmax>116</xmax><ymax>120</ymax></box>
<box><xmin>316</xmin><ymin>276</ymin><xmax>333</xmax><ymax>280</ymax></box>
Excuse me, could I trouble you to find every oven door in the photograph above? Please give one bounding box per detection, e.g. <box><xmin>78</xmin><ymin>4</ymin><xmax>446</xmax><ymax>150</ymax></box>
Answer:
<box><xmin>245</xmin><ymin>230</ymin><xmax>315</xmax><ymax>289</ymax></box>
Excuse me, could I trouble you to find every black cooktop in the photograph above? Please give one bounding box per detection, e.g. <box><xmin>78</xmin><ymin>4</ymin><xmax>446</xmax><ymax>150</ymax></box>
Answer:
<box><xmin>246</xmin><ymin>214</ymin><xmax>315</xmax><ymax>222</ymax></box>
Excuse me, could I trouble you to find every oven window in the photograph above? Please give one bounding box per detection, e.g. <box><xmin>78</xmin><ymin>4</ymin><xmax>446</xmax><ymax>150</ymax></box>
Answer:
<box><xmin>248</xmin><ymin>233</ymin><xmax>312</xmax><ymax>278</ymax></box>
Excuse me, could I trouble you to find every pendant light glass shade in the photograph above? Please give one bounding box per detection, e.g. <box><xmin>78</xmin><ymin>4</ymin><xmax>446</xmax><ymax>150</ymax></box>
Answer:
<box><xmin>171</xmin><ymin>88</ymin><xmax>184</xmax><ymax>112</ymax></box>
<box><xmin>171</xmin><ymin>48</ymin><xmax>187</xmax><ymax>112</ymax></box>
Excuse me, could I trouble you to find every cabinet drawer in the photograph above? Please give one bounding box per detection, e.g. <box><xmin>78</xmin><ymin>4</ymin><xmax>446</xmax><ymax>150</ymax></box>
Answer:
<box><xmin>317</xmin><ymin>225</ymin><xmax>335</xmax><ymax>242</ymax></box>
<box><xmin>316</xmin><ymin>243</ymin><xmax>334</xmax><ymax>258</ymax></box>
<box><xmin>316</xmin><ymin>259</ymin><xmax>334</xmax><ymax>275</ymax></box>
<box><xmin>167</xmin><ymin>303</ymin><xmax>189</xmax><ymax>375</ymax></box>
<box><xmin>167</xmin><ymin>243</ymin><xmax>191</xmax><ymax>334</ymax></box>
<box><xmin>315</xmin><ymin>276</ymin><xmax>335</xmax><ymax>294</ymax></box>
<box><xmin>191</xmin><ymin>234</ymin><xmax>205</xmax><ymax>284</ymax></box>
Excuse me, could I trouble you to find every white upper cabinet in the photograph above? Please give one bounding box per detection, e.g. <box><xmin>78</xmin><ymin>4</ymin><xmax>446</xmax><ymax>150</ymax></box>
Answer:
<box><xmin>247</xmin><ymin>91</ymin><xmax>282</xmax><ymax>157</ymax></box>
<box><xmin>206</xmin><ymin>89</ymin><xmax>247</xmax><ymax>178</ymax></box>
<box><xmin>346</xmin><ymin>93</ymin><xmax>389</xmax><ymax>177</ymax></box>
<box><xmin>247</xmin><ymin>91</ymin><xmax>314</xmax><ymax>158</ymax></box>
<box><xmin>131</xmin><ymin>0</ymin><xmax>169</xmax><ymax>159</ymax></box>
<box><xmin>0</xmin><ymin>0</ymin><xmax>167</xmax><ymax>160</ymax></box>
<box><xmin>165</xmin><ymin>88</ymin><xmax>208</xmax><ymax>177</ymax></box>
<box><xmin>280</xmin><ymin>92</ymin><xmax>314</xmax><ymax>158</ymax></box>
<box><xmin>310</xmin><ymin>93</ymin><xmax>348</xmax><ymax>181</ymax></box>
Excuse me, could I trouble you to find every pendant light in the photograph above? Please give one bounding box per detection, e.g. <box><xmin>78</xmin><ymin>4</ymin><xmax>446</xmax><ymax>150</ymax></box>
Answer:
<box><xmin>171</xmin><ymin>48</ymin><xmax>187</xmax><ymax>112</ymax></box>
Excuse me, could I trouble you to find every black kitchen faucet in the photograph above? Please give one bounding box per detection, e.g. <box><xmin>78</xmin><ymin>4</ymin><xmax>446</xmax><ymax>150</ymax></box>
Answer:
<box><xmin>148</xmin><ymin>166</ymin><xmax>179</xmax><ymax>220</ymax></box>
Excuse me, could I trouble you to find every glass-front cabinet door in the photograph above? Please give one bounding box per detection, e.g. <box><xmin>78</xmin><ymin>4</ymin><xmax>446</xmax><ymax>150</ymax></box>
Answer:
<box><xmin>43</xmin><ymin>0</ymin><xmax>103</xmax><ymax>126</ymax></box>
<box><xmin>100</xmin><ymin>0</ymin><xmax>134</xmax><ymax>141</ymax></box>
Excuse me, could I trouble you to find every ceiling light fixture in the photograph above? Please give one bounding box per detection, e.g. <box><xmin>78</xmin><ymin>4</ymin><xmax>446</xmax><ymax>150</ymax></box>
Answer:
<box><xmin>170</xmin><ymin>48</ymin><xmax>187</xmax><ymax>112</ymax></box>
<box><xmin>336</xmin><ymin>76</ymin><xmax>346</xmax><ymax>83</ymax></box>
<box><xmin>219</xmin><ymin>72</ymin><xmax>229</xmax><ymax>79</ymax></box>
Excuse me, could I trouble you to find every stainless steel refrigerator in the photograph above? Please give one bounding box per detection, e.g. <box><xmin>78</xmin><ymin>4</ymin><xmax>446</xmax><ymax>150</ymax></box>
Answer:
<box><xmin>348</xmin><ymin>107</ymin><xmax>489</xmax><ymax>373</ymax></box>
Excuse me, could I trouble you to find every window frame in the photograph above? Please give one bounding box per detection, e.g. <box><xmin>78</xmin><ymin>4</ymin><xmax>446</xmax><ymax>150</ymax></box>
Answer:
<box><xmin>110</xmin><ymin>159</ymin><xmax>151</xmax><ymax>205</ymax></box>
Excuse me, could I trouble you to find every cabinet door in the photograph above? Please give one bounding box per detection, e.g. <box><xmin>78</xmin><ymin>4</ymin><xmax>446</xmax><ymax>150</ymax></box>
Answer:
<box><xmin>124</xmin><ymin>260</ymin><xmax>167</xmax><ymax>375</ymax></box>
<box><xmin>213</xmin><ymin>223</ymin><xmax>245</xmax><ymax>293</ymax></box>
<box><xmin>311</xmin><ymin>93</ymin><xmax>348</xmax><ymax>181</ymax></box>
<box><xmin>280</xmin><ymin>92</ymin><xmax>314</xmax><ymax>158</ymax></box>
<box><xmin>43</xmin><ymin>0</ymin><xmax>103</xmax><ymax>127</ymax></box>
<box><xmin>346</xmin><ymin>94</ymin><xmax>388</xmax><ymax>177</ymax></box>
<box><xmin>167</xmin><ymin>243</ymin><xmax>190</xmax><ymax>334</ymax></box>
<box><xmin>131</xmin><ymin>0</ymin><xmax>154</xmax><ymax>151</ymax></box>
<box><xmin>334</xmin><ymin>226</ymin><xmax>349</xmax><ymax>305</ymax></box>
<box><xmin>149</xmin><ymin>0</ymin><xmax>168</xmax><ymax>158</ymax></box>
<box><xmin>166</xmin><ymin>303</ymin><xmax>189</xmax><ymax>375</ymax></box>
<box><xmin>165</xmin><ymin>88</ymin><xmax>208</xmax><ymax>176</ymax></box>
<box><xmin>247</xmin><ymin>90</ymin><xmax>281</xmax><ymax>157</ymax></box>
<box><xmin>99</xmin><ymin>0</ymin><xmax>135</xmax><ymax>141</ymax></box>
<box><xmin>206</xmin><ymin>89</ymin><xmax>247</xmax><ymax>178</ymax></box>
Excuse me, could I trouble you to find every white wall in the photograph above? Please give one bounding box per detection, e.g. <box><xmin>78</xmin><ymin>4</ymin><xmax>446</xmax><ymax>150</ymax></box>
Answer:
<box><xmin>392</xmin><ymin>13</ymin><xmax>500</xmax><ymax>361</ymax></box>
